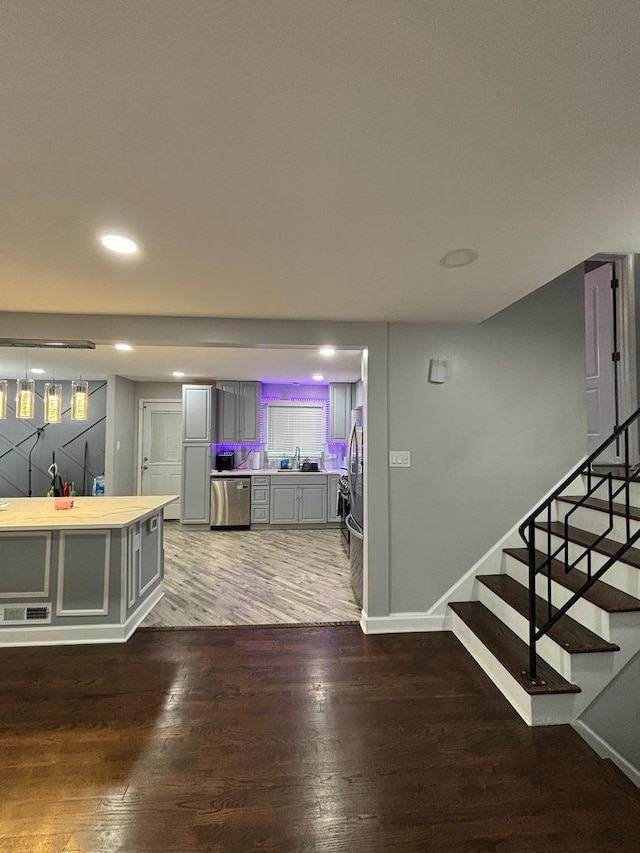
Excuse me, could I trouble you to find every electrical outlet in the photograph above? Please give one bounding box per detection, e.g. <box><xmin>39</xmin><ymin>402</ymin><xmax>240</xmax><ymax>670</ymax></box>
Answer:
<box><xmin>389</xmin><ymin>451</ymin><xmax>411</xmax><ymax>467</ymax></box>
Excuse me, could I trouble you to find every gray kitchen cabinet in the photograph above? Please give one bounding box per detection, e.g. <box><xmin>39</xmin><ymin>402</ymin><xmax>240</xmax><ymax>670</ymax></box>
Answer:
<box><xmin>329</xmin><ymin>383</ymin><xmax>353</xmax><ymax>442</ymax></box>
<box><xmin>217</xmin><ymin>381</ymin><xmax>238</xmax><ymax>443</ymax></box>
<box><xmin>181</xmin><ymin>384</ymin><xmax>213</xmax><ymax>524</ymax></box>
<box><xmin>182</xmin><ymin>384</ymin><xmax>212</xmax><ymax>442</ymax></box>
<box><xmin>298</xmin><ymin>484</ymin><xmax>328</xmax><ymax>523</ymax></box>
<box><xmin>269</xmin><ymin>476</ymin><xmax>328</xmax><ymax>524</ymax></box>
<box><xmin>270</xmin><ymin>484</ymin><xmax>298</xmax><ymax>523</ymax></box>
<box><xmin>216</xmin><ymin>381</ymin><xmax>261</xmax><ymax>443</ymax></box>
<box><xmin>180</xmin><ymin>443</ymin><xmax>211</xmax><ymax>524</ymax></box>
<box><xmin>327</xmin><ymin>474</ymin><xmax>341</xmax><ymax>523</ymax></box>
<box><xmin>353</xmin><ymin>379</ymin><xmax>364</xmax><ymax>408</ymax></box>
<box><xmin>250</xmin><ymin>475</ymin><xmax>270</xmax><ymax>524</ymax></box>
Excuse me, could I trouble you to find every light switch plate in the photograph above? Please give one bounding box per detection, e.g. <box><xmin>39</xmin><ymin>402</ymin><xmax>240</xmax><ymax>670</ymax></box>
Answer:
<box><xmin>389</xmin><ymin>451</ymin><xmax>411</xmax><ymax>467</ymax></box>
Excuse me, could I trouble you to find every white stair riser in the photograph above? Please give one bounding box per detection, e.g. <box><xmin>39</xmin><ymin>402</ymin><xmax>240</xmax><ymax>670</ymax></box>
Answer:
<box><xmin>503</xmin><ymin>555</ymin><xmax>614</xmax><ymax>640</ymax></box>
<box><xmin>586</xmin><ymin>477</ymin><xmax>640</xmax><ymax>505</ymax></box>
<box><xmin>477</xmin><ymin>582</ymin><xmax>577</xmax><ymax>679</ymax></box>
<box><xmin>556</xmin><ymin>501</ymin><xmax>640</xmax><ymax>543</ymax></box>
<box><xmin>539</xmin><ymin>532</ymin><xmax>640</xmax><ymax>598</ymax></box>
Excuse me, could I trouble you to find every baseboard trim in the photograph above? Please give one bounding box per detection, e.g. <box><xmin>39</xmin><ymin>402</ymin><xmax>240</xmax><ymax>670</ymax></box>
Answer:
<box><xmin>573</xmin><ymin>719</ymin><xmax>640</xmax><ymax>789</ymax></box>
<box><xmin>360</xmin><ymin>611</ymin><xmax>452</xmax><ymax>634</ymax></box>
<box><xmin>0</xmin><ymin>585</ymin><xmax>164</xmax><ymax>648</ymax></box>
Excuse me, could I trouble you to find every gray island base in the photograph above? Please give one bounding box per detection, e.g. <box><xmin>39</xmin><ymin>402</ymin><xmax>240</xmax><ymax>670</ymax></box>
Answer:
<box><xmin>0</xmin><ymin>495</ymin><xmax>177</xmax><ymax>647</ymax></box>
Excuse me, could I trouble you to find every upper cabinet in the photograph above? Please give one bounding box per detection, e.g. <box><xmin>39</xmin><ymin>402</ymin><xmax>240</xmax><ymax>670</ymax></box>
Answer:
<box><xmin>329</xmin><ymin>383</ymin><xmax>353</xmax><ymax>442</ymax></box>
<box><xmin>216</xmin><ymin>381</ymin><xmax>261</xmax><ymax>443</ymax></box>
<box><xmin>182</xmin><ymin>384</ymin><xmax>212</xmax><ymax>442</ymax></box>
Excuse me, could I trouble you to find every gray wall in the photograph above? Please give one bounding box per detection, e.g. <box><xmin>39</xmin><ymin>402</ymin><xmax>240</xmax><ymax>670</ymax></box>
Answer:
<box><xmin>579</xmin><ymin>649</ymin><xmax>640</xmax><ymax>777</ymax></box>
<box><xmin>387</xmin><ymin>264</ymin><xmax>587</xmax><ymax>612</ymax></box>
<box><xmin>105</xmin><ymin>379</ymin><xmax>182</xmax><ymax>496</ymax></box>
<box><xmin>0</xmin><ymin>289</ymin><xmax>586</xmax><ymax>620</ymax></box>
<box><xmin>105</xmin><ymin>375</ymin><xmax>136</xmax><ymax>495</ymax></box>
<box><xmin>0</xmin><ymin>381</ymin><xmax>106</xmax><ymax>498</ymax></box>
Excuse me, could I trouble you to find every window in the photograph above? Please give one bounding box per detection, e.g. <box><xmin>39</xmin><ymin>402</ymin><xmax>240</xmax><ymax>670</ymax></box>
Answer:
<box><xmin>265</xmin><ymin>402</ymin><xmax>326</xmax><ymax>457</ymax></box>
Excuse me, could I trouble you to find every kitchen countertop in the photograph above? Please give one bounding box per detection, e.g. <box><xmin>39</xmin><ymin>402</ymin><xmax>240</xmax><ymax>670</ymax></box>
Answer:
<box><xmin>0</xmin><ymin>495</ymin><xmax>178</xmax><ymax>531</ymax></box>
<box><xmin>210</xmin><ymin>469</ymin><xmax>344</xmax><ymax>477</ymax></box>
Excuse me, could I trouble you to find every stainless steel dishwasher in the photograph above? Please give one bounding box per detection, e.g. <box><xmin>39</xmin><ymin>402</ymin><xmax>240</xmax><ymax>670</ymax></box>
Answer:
<box><xmin>210</xmin><ymin>477</ymin><xmax>251</xmax><ymax>528</ymax></box>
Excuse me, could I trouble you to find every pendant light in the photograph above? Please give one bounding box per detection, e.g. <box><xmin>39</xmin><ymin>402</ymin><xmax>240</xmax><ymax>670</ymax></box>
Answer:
<box><xmin>70</xmin><ymin>379</ymin><xmax>89</xmax><ymax>420</ymax></box>
<box><xmin>0</xmin><ymin>380</ymin><xmax>7</xmax><ymax>419</ymax></box>
<box><xmin>17</xmin><ymin>349</ymin><xmax>36</xmax><ymax>420</ymax></box>
<box><xmin>16</xmin><ymin>378</ymin><xmax>35</xmax><ymax>419</ymax></box>
<box><xmin>44</xmin><ymin>383</ymin><xmax>62</xmax><ymax>423</ymax></box>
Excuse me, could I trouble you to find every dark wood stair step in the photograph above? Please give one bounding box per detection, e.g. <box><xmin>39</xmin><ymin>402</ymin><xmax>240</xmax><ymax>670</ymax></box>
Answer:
<box><xmin>537</xmin><ymin>521</ymin><xmax>640</xmax><ymax>570</ymax></box>
<box><xmin>504</xmin><ymin>547</ymin><xmax>640</xmax><ymax>613</ymax></box>
<box><xmin>558</xmin><ymin>495</ymin><xmax>640</xmax><ymax>522</ymax></box>
<box><xmin>449</xmin><ymin>601</ymin><xmax>580</xmax><ymax>696</ymax></box>
<box><xmin>477</xmin><ymin>574</ymin><xmax>618</xmax><ymax>654</ymax></box>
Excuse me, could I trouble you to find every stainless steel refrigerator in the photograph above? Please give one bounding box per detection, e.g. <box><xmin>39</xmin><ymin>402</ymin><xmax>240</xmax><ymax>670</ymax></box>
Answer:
<box><xmin>346</xmin><ymin>407</ymin><xmax>364</xmax><ymax>607</ymax></box>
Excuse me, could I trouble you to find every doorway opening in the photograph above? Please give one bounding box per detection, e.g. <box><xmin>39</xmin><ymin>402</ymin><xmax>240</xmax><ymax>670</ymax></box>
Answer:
<box><xmin>127</xmin><ymin>345</ymin><xmax>366</xmax><ymax>630</ymax></box>
<box><xmin>584</xmin><ymin>254</ymin><xmax>638</xmax><ymax>467</ymax></box>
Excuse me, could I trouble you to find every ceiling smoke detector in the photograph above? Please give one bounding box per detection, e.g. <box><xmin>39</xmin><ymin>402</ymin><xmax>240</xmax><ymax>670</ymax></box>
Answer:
<box><xmin>439</xmin><ymin>248</ymin><xmax>479</xmax><ymax>268</ymax></box>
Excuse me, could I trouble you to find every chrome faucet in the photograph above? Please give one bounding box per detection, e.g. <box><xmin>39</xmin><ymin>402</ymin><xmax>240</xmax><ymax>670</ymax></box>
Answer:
<box><xmin>293</xmin><ymin>446</ymin><xmax>301</xmax><ymax>469</ymax></box>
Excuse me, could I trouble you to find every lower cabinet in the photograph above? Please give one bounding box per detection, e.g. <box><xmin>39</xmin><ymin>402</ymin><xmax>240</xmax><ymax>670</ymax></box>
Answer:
<box><xmin>251</xmin><ymin>476</ymin><xmax>270</xmax><ymax>524</ymax></box>
<box><xmin>270</xmin><ymin>478</ymin><xmax>328</xmax><ymax>524</ymax></box>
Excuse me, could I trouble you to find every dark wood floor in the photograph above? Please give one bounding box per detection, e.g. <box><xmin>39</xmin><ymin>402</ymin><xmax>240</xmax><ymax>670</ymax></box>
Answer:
<box><xmin>1</xmin><ymin>627</ymin><xmax>639</xmax><ymax>853</ymax></box>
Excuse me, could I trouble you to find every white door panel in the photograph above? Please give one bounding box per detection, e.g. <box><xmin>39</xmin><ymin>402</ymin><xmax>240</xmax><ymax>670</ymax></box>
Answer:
<box><xmin>585</xmin><ymin>264</ymin><xmax>616</xmax><ymax>460</ymax></box>
<box><xmin>140</xmin><ymin>402</ymin><xmax>182</xmax><ymax>520</ymax></box>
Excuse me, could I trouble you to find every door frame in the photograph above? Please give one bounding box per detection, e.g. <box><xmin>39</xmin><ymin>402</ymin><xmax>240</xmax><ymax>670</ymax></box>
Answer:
<box><xmin>588</xmin><ymin>253</ymin><xmax>638</xmax><ymax>463</ymax></box>
<box><xmin>136</xmin><ymin>398</ymin><xmax>183</xmax><ymax>495</ymax></box>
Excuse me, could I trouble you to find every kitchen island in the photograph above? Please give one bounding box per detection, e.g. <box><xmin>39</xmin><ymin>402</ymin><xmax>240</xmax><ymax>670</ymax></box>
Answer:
<box><xmin>0</xmin><ymin>495</ymin><xmax>177</xmax><ymax>647</ymax></box>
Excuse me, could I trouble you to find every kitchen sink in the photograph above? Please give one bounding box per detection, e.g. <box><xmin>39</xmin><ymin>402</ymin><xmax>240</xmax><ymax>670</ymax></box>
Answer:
<box><xmin>274</xmin><ymin>468</ymin><xmax>325</xmax><ymax>473</ymax></box>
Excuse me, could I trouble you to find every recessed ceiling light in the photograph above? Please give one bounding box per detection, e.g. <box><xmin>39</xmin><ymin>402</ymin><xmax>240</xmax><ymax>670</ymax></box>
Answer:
<box><xmin>319</xmin><ymin>346</ymin><xmax>336</xmax><ymax>358</ymax></box>
<box><xmin>312</xmin><ymin>373</ymin><xmax>324</xmax><ymax>382</ymax></box>
<box><xmin>115</xmin><ymin>343</ymin><xmax>133</xmax><ymax>352</ymax></box>
<box><xmin>46</xmin><ymin>342</ymin><xmax>65</xmax><ymax>347</ymax></box>
<box><xmin>99</xmin><ymin>233</ymin><xmax>140</xmax><ymax>255</ymax></box>
<box><xmin>30</xmin><ymin>368</ymin><xmax>45</xmax><ymax>374</ymax></box>
<box><xmin>439</xmin><ymin>248</ymin><xmax>479</xmax><ymax>268</ymax></box>
<box><xmin>172</xmin><ymin>371</ymin><xmax>185</xmax><ymax>377</ymax></box>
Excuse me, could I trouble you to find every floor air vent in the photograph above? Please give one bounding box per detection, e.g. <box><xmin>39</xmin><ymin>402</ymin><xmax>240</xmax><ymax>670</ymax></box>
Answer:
<box><xmin>2</xmin><ymin>604</ymin><xmax>51</xmax><ymax>624</ymax></box>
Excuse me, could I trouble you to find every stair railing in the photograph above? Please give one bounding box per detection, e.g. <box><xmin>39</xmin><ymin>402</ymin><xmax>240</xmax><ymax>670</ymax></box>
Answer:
<box><xmin>519</xmin><ymin>406</ymin><xmax>640</xmax><ymax>683</ymax></box>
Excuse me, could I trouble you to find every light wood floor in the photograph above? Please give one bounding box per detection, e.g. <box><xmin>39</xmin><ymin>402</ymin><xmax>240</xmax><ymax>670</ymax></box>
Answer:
<box><xmin>142</xmin><ymin>522</ymin><xmax>360</xmax><ymax>628</ymax></box>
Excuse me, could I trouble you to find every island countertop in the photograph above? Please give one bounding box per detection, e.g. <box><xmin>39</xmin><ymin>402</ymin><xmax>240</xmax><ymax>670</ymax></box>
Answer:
<box><xmin>0</xmin><ymin>495</ymin><xmax>178</xmax><ymax>532</ymax></box>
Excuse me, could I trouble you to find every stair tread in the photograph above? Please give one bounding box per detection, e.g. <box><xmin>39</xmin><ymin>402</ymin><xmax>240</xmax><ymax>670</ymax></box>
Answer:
<box><xmin>537</xmin><ymin>521</ymin><xmax>640</xmax><ymax>569</ymax></box>
<box><xmin>477</xmin><ymin>574</ymin><xmax>619</xmax><ymax>653</ymax></box>
<box><xmin>559</xmin><ymin>495</ymin><xmax>640</xmax><ymax>522</ymax></box>
<box><xmin>449</xmin><ymin>601</ymin><xmax>580</xmax><ymax>695</ymax></box>
<box><xmin>504</xmin><ymin>547</ymin><xmax>640</xmax><ymax>613</ymax></box>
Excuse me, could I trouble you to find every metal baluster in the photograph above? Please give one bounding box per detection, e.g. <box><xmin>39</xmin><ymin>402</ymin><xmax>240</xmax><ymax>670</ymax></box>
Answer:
<box><xmin>625</xmin><ymin>428</ymin><xmax>631</xmax><ymax>541</ymax></box>
<box><xmin>547</xmin><ymin>504</ymin><xmax>552</xmax><ymax>624</ymax></box>
<box><xmin>528</xmin><ymin>520</ymin><xmax>537</xmax><ymax>682</ymax></box>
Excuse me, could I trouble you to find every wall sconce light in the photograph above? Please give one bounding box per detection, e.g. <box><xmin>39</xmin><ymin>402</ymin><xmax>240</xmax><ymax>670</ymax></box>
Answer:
<box><xmin>44</xmin><ymin>383</ymin><xmax>63</xmax><ymax>423</ymax></box>
<box><xmin>16</xmin><ymin>378</ymin><xmax>36</xmax><ymax>419</ymax></box>
<box><xmin>428</xmin><ymin>357</ymin><xmax>450</xmax><ymax>384</ymax></box>
<box><xmin>0</xmin><ymin>380</ymin><xmax>7</xmax><ymax>419</ymax></box>
<box><xmin>70</xmin><ymin>379</ymin><xmax>89</xmax><ymax>420</ymax></box>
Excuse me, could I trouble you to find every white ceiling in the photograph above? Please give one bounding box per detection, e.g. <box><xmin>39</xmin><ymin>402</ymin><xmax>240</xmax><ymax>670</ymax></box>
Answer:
<box><xmin>2</xmin><ymin>2</ymin><xmax>640</xmax><ymax>324</ymax></box>
<box><xmin>0</xmin><ymin>345</ymin><xmax>362</xmax><ymax>384</ymax></box>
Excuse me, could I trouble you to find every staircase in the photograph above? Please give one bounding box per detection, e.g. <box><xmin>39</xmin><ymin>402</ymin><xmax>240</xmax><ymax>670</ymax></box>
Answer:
<box><xmin>447</xmin><ymin>410</ymin><xmax>640</xmax><ymax>726</ymax></box>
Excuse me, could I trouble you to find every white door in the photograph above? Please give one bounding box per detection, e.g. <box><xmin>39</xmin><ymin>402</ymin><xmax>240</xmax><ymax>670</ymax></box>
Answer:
<box><xmin>139</xmin><ymin>401</ymin><xmax>182</xmax><ymax>520</ymax></box>
<box><xmin>585</xmin><ymin>263</ymin><xmax>617</xmax><ymax>461</ymax></box>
